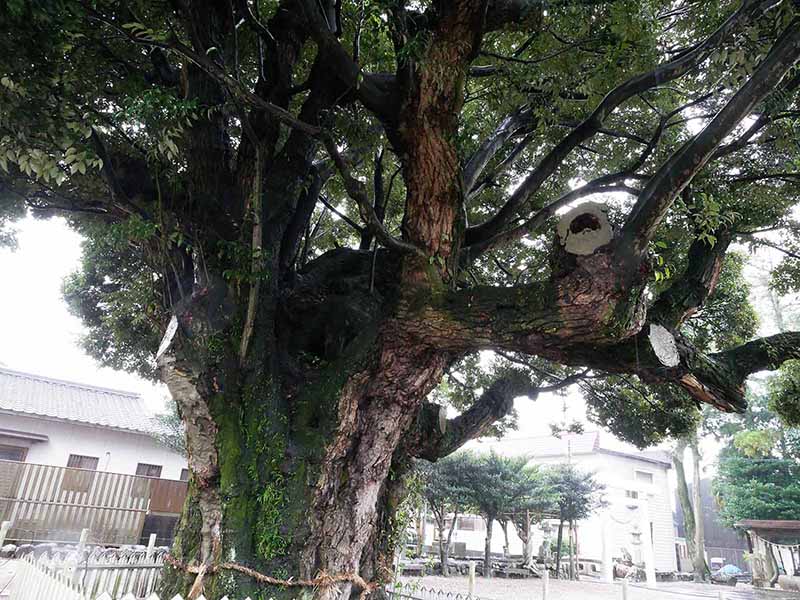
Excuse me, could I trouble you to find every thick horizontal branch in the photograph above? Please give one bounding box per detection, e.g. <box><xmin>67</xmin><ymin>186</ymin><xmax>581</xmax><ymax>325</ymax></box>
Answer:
<box><xmin>410</xmin><ymin>273</ymin><xmax>798</xmax><ymax>412</ymax></box>
<box><xmin>721</xmin><ymin>332</ymin><xmax>800</xmax><ymax>376</ymax></box>
<box><xmin>464</xmin><ymin>181</ymin><xmax>638</xmax><ymax>258</ymax></box>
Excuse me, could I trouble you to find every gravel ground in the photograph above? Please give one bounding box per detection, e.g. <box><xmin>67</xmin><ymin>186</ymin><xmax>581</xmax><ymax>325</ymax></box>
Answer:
<box><xmin>398</xmin><ymin>575</ymin><xmax>758</xmax><ymax>600</ymax></box>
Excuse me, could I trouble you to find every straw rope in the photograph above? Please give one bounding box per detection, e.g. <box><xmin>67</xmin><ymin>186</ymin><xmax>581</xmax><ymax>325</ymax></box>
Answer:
<box><xmin>165</xmin><ymin>554</ymin><xmax>380</xmax><ymax>600</ymax></box>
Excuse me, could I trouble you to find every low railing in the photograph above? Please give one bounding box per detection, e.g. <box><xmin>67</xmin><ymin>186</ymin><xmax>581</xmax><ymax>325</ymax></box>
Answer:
<box><xmin>385</xmin><ymin>582</ymin><xmax>486</xmax><ymax>600</ymax></box>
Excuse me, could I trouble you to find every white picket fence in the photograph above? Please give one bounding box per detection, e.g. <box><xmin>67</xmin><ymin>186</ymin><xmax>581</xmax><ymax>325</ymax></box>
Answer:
<box><xmin>9</xmin><ymin>551</ymin><xmax>259</xmax><ymax>600</ymax></box>
<box><xmin>11</xmin><ymin>548</ymin><xmax>169</xmax><ymax>600</ymax></box>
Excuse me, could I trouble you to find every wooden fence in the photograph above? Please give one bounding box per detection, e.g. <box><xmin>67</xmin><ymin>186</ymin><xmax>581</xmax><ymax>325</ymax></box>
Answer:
<box><xmin>0</xmin><ymin>459</ymin><xmax>187</xmax><ymax>545</ymax></box>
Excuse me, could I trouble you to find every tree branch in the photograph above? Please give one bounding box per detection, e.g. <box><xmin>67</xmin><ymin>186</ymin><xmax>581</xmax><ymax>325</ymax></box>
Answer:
<box><xmin>322</xmin><ymin>136</ymin><xmax>422</xmax><ymax>255</ymax></box>
<box><xmin>650</xmin><ymin>226</ymin><xmax>733</xmax><ymax>327</ymax></box>
<box><xmin>465</xmin><ymin>0</ymin><xmax>781</xmax><ymax>247</ymax></box>
<box><xmin>410</xmin><ymin>372</ymin><xmax>536</xmax><ymax>461</ymax></box>
<box><xmin>463</xmin><ymin>105</ymin><xmax>534</xmax><ymax>196</ymax></box>
<box><xmin>619</xmin><ymin>18</ymin><xmax>800</xmax><ymax>256</ymax></box>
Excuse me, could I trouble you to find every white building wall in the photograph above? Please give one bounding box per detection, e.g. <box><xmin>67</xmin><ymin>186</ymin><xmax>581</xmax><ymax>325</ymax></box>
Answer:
<box><xmin>533</xmin><ymin>452</ymin><xmax>677</xmax><ymax>572</ymax></box>
<box><xmin>0</xmin><ymin>412</ymin><xmax>187</xmax><ymax>479</ymax></box>
<box><xmin>422</xmin><ymin>516</ymin><xmax>523</xmax><ymax>557</ymax></box>
<box><xmin>423</xmin><ymin>451</ymin><xmax>677</xmax><ymax>572</ymax></box>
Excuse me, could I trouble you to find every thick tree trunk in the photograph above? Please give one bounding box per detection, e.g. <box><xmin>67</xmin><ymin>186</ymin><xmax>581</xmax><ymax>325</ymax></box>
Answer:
<box><xmin>484</xmin><ymin>515</ymin><xmax>494</xmax><ymax>578</ymax></box>
<box><xmin>443</xmin><ymin>510</ymin><xmax>458</xmax><ymax>577</ymax></box>
<box><xmin>673</xmin><ymin>438</ymin><xmax>698</xmax><ymax>573</ymax></box>
<box><xmin>555</xmin><ymin>519</ymin><xmax>564</xmax><ymax>579</ymax></box>
<box><xmin>154</xmin><ymin>255</ymin><xmax>456</xmax><ymax>600</ymax></box>
<box><xmin>690</xmin><ymin>438</ymin><xmax>708</xmax><ymax>582</ymax></box>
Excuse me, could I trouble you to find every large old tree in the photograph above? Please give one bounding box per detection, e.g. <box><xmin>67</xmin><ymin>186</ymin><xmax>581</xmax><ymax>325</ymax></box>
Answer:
<box><xmin>2</xmin><ymin>0</ymin><xmax>800</xmax><ymax>597</ymax></box>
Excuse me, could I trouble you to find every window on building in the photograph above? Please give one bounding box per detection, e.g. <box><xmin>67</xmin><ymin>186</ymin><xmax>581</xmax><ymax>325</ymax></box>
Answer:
<box><xmin>634</xmin><ymin>470</ymin><xmax>654</xmax><ymax>485</ymax></box>
<box><xmin>180</xmin><ymin>468</ymin><xmax>190</xmax><ymax>481</ymax></box>
<box><xmin>0</xmin><ymin>444</ymin><xmax>27</xmax><ymax>462</ymax></box>
<box><xmin>63</xmin><ymin>454</ymin><xmax>99</xmax><ymax>493</ymax></box>
<box><xmin>67</xmin><ymin>454</ymin><xmax>99</xmax><ymax>470</ymax></box>
<box><xmin>625</xmin><ymin>490</ymin><xmax>639</xmax><ymax>499</ymax></box>
<box><xmin>457</xmin><ymin>517</ymin><xmax>477</xmax><ymax>531</ymax></box>
<box><xmin>136</xmin><ymin>463</ymin><xmax>163</xmax><ymax>478</ymax></box>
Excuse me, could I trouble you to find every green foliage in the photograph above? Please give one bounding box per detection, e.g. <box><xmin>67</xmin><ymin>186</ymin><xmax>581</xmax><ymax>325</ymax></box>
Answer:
<box><xmin>683</xmin><ymin>252</ymin><xmax>759</xmax><ymax>352</ymax></box>
<box><xmin>62</xmin><ymin>220</ymin><xmax>165</xmax><ymax>379</ymax></box>
<box><xmin>154</xmin><ymin>399</ymin><xmax>187</xmax><ymax>456</ymax></box>
<box><xmin>768</xmin><ymin>360</ymin><xmax>800</xmax><ymax>427</ymax></box>
<box><xmin>458</xmin><ymin>450</ymin><xmax>551</xmax><ymax>519</ymax></box>
<box><xmin>546</xmin><ymin>463</ymin><xmax>606</xmax><ymax>523</ymax></box>
<box><xmin>712</xmin><ymin>383</ymin><xmax>800</xmax><ymax>527</ymax></box>
<box><xmin>584</xmin><ymin>378</ymin><xmax>700</xmax><ymax>448</ymax></box>
<box><xmin>418</xmin><ymin>453</ymin><xmax>473</xmax><ymax>520</ymax></box>
<box><xmin>430</xmin><ymin>353</ymin><xmax>525</xmax><ymax>438</ymax></box>
<box><xmin>733</xmin><ymin>429</ymin><xmax>777</xmax><ymax>458</ymax></box>
<box><xmin>714</xmin><ymin>453</ymin><xmax>800</xmax><ymax>528</ymax></box>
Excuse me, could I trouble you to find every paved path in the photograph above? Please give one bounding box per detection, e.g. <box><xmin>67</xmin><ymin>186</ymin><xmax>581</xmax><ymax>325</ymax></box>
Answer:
<box><xmin>399</xmin><ymin>575</ymin><xmax>760</xmax><ymax>600</ymax></box>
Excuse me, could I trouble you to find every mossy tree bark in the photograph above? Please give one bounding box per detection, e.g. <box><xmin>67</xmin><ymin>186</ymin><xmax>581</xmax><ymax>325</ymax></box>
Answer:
<box><xmin>7</xmin><ymin>2</ymin><xmax>800</xmax><ymax>600</ymax></box>
<box><xmin>103</xmin><ymin>57</ymin><xmax>800</xmax><ymax>599</ymax></box>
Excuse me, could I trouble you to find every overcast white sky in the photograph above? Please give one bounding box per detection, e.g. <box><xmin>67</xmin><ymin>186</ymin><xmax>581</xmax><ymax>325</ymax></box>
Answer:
<box><xmin>0</xmin><ymin>214</ymin><xmax>794</xmax><ymax>473</ymax></box>
<box><xmin>0</xmin><ymin>215</ymin><xmax>166</xmax><ymax>412</ymax></box>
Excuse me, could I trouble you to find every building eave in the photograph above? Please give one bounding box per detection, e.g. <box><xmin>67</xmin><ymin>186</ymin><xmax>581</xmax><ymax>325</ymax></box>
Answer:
<box><xmin>0</xmin><ymin>408</ymin><xmax>159</xmax><ymax>438</ymax></box>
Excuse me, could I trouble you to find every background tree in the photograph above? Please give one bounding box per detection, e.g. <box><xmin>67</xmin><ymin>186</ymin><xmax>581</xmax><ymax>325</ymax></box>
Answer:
<box><xmin>547</xmin><ymin>464</ymin><xmax>606</xmax><ymax>580</ymax></box>
<box><xmin>2</xmin><ymin>1</ymin><xmax>800</xmax><ymax>598</ymax></box>
<box><xmin>154</xmin><ymin>399</ymin><xmax>188</xmax><ymax>456</ymax></box>
<box><xmin>418</xmin><ymin>454</ymin><xmax>472</xmax><ymax>577</ymax></box>
<box><xmin>507</xmin><ymin>475</ymin><xmax>557</xmax><ymax>568</ymax></box>
<box><xmin>460</xmin><ymin>451</ymin><xmax>540</xmax><ymax>578</ymax></box>
<box><xmin>714</xmin><ymin>392</ymin><xmax>800</xmax><ymax>527</ymax></box>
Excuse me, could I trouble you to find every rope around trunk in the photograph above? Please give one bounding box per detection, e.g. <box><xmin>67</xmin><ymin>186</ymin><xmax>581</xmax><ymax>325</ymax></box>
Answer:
<box><xmin>165</xmin><ymin>554</ymin><xmax>380</xmax><ymax>600</ymax></box>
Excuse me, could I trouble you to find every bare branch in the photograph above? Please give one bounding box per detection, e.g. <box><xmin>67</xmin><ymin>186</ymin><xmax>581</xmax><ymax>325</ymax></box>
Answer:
<box><xmin>410</xmin><ymin>373</ymin><xmax>536</xmax><ymax>460</ymax></box>
<box><xmin>463</xmin><ymin>105</ymin><xmax>533</xmax><ymax>195</ymax></box>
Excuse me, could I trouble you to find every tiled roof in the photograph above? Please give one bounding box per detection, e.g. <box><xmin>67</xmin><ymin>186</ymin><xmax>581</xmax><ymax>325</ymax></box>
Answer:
<box><xmin>0</xmin><ymin>367</ymin><xmax>159</xmax><ymax>435</ymax></box>
<box><xmin>527</xmin><ymin>431</ymin><xmax>672</xmax><ymax>467</ymax></box>
<box><xmin>526</xmin><ymin>431</ymin><xmax>601</xmax><ymax>457</ymax></box>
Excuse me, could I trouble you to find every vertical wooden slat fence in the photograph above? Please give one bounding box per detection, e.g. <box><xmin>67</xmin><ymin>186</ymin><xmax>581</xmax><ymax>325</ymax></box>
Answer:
<box><xmin>0</xmin><ymin>460</ymin><xmax>187</xmax><ymax>546</ymax></box>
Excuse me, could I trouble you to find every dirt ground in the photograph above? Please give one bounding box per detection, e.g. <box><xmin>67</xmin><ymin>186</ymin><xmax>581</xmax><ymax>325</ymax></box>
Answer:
<box><xmin>398</xmin><ymin>574</ymin><xmax>759</xmax><ymax>600</ymax></box>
